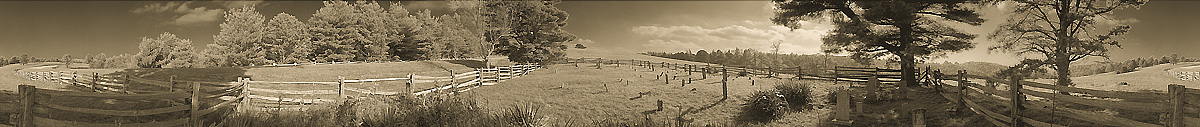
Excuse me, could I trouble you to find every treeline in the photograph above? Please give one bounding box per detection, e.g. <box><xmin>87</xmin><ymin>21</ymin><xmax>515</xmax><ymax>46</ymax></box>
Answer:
<box><xmin>643</xmin><ymin>49</ymin><xmax>872</xmax><ymax>70</ymax></box>
<box><xmin>0</xmin><ymin>54</ymin><xmax>70</xmax><ymax>66</ymax></box>
<box><xmin>80</xmin><ymin>0</ymin><xmax>575</xmax><ymax>69</ymax></box>
<box><xmin>1058</xmin><ymin>54</ymin><xmax>1196</xmax><ymax>77</ymax></box>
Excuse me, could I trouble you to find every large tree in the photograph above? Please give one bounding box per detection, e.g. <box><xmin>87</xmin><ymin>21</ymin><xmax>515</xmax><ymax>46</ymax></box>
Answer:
<box><xmin>136</xmin><ymin>32</ymin><xmax>195</xmax><ymax>68</ymax></box>
<box><xmin>209</xmin><ymin>6</ymin><xmax>270</xmax><ymax>66</ymax></box>
<box><xmin>384</xmin><ymin>2</ymin><xmax>426</xmax><ymax>60</ymax></box>
<box><xmin>487</xmin><ymin>0</ymin><xmax>578</xmax><ymax>64</ymax></box>
<box><xmin>989</xmin><ymin>0</ymin><xmax>1145</xmax><ymax>87</ymax></box>
<box><xmin>308</xmin><ymin>1</ymin><xmax>391</xmax><ymax>62</ymax></box>
<box><xmin>264</xmin><ymin>12</ymin><xmax>313</xmax><ymax>64</ymax></box>
<box><xmin>773</xmin><ymin>0</ymin><xmax>984</xmax><ymax>86</ymax></box>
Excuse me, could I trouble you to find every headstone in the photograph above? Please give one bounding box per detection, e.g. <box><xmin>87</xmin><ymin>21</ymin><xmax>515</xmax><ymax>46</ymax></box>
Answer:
<box><xmin>833</xmin><ymin>90</ymin><xmax>853</xmax><ymax>125</ymax></box>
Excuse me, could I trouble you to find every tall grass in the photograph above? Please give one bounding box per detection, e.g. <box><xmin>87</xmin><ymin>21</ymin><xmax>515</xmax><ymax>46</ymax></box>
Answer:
<box><xmin>218</xmin><ymin>95</ymin><xmax>548</xmax><ymax>127</ymax></box>
<box><xmin>738</xmin><ymin>90</ymin><xmax>787</xmax><ymax>122</ymax></box>
<box><xmin>775</xmin><ymin>80</ymin><xmax>815</xmax><ymax>111</ymax></box>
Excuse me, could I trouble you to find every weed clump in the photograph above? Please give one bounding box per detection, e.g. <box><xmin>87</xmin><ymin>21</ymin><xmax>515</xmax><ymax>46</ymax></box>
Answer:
<box><xmin>740</xmin><ymin>90</ymin><xmax>787</xmax><ymax>122</ymax></box>
<box><xmin>775</xmin><ymin>81</ymin><xmax>815</xmax><ymax>111</ymax></box>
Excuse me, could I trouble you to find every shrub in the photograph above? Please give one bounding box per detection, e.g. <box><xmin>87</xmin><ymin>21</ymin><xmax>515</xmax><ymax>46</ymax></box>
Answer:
<box><xmin>739</xmin><ymin>90</ymin><xmax>788</xmax><ymax>122</ymax></box>
<box><xmin>775</xmin><ymin>81</ymin><xmax>815</xmax><ymax>111</ymax></box>
<box><xmin>488</xmin><ymin>104</ymin><xmax>547</xmax><ymax>127</ymax></box>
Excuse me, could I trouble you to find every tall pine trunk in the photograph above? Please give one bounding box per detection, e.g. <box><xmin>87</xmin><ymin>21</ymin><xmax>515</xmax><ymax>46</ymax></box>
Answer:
<box><xmin>898</xmin><ymin>16</ymin><xmax>918</xmax><ymax>87</ymax></box>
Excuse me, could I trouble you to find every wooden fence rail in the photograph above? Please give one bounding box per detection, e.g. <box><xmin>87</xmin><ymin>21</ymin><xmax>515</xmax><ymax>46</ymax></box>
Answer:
<box><xmin>11</xmin><ymin>80</ymin><xmax>247</xmax><ymax>127</ymax></box>
<box><xmin>928</xmin><ymin>71</ymin><xmax>1199</xmax><ymax>127</ymax></box>
<box><xmin>237</xmin><ymin>64</ymin><xmax>542</xmax><ymax>109</ymax></box>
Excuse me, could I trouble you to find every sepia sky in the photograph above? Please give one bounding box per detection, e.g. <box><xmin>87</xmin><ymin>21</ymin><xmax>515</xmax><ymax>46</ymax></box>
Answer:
<box><xmin>1</xmin><ymin>1</ymin><xmax>1197</xmax><ymax>65</ymax></box>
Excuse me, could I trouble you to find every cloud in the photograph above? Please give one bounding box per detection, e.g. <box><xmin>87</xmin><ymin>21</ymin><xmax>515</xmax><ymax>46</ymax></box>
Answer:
<box><xmin>170</xmin><ymin>6</ymin><xmax>224</xmax><ymax>26</ymax></box>
<box><xmin>131</xmin><ymin>1</ymin><xmax>225</xmax><ymax>26</ymax></box>
<box><xmin>216</xmin><ymin>0</ymin><xmax>264</xmax><ymax>8</ymax></box>
<box><xmin>641</xmin><ymin>40</ymin><xmax>704</xmax><ymax>52</ymax></box>
<box><xmin>630</xmin><ymin>20</ymin><xmax>830</xmax><ymax>54</ymax></box>
<box><xmin>131</xmin><ymin>2</ymin><xmax>185</xmax><ymax>14</ymax></box>
<box><xmin>572</xmin><ymin>39</ymin><xmax>596</xmax><ymax>45</ymax></box>
<box><xmin>1097</xmin><ymin>17</ymin><xmax>1140</xmax><ymax>25</ymax></box>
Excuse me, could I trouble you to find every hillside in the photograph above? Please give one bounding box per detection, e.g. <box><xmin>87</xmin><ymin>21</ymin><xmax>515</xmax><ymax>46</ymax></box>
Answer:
<box><xmin>1030</xmin><ymin>62</ymin><xmax>1200</xmax><ymax>92</ymax></box>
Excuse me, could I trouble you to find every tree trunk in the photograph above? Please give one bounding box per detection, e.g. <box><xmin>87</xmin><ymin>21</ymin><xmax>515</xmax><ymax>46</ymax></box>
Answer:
<box><xmin>897</xmin><ymin>16</ymin><xmax>918</xmax><ymax>87</ymax></box>
<box><xmin>901</xmin><ymin>54</ymin><xmax>917</xmax><ymax>87</ymax></box>
<box><xmin>1054</xmin><ymin>0</ymin><xmax>1073</xmax><ymax>88</ymax></box>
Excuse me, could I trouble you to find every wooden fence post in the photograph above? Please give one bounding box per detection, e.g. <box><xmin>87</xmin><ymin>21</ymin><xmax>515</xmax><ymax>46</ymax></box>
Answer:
<box><xmin>93</xmin><ymin>72</ymin><xmax>99</xmax><ymax>91</ymax></box>
<box><xmin>596</xmin><ymin>59</ymin><xmax>602</xmax><ymax>69</ymax></box>
<box><xmin>1169</xmin><ymin>84</ymin><xmax>1184</xmax><ymax>127</ymax></box>
<box><xmin>477</xmin><ymin>69</ymin><xmax>483</xmax><ymax>87</ymax></box>
<box><xmin>767</xmin><ymin>66</ymin><xmax>772</xmax><ymax>78</ymax></box>
<box><xmin>20</xmin><ymin>85</ymin><xmax>34</xmax><ymax>127</ymax></box>
<box><xmin>722</xmin><ymin>68</ymin><xmax>728</xmax><ymax>99</ymax></box>
<box><xmin>169</xmin><ymin>75</ymin><xmax>176</xmax><ymax>92</ymax></box>
<box><xmin>956</xmin><ymin>70</ymin><xmax>967</xmax><ymax>114</ymax></box>
<box><xmin>240</xmin><ymin>78</ymin><xmax>249</xmax><ymax>112</ymax></box>
<box><xmin>449</xmin><ymin>70</ymin><xmax>455</xmax><ymax>92</ymax></box>
<box><xmin>72</xmin><ymin>72</ymin><xmax>78</xmax><ymax>87</ymax></box>
<box><xmin>406</xmin><ymin>74</ymin><xmax>413</xmax><ymax>96</ymax></box>
<box><xmin>687</xmin><ymin>64</ymin><xmax>692</xmax><ymax>76</ymax></box>
<box><xmin>124</xmin><ymin>74</ymin><xmax>130</xmax><ymax>93</ymax></box>
<box><xmin>190</xmin><ymin>82</ymin><xmax>201</xmax><ymax>127</ymax></box>
<box><xmin>1010</xmin><ymin>75</ymin><xmax>1024</xmax><ymax>127</ymax></box>
<box><xmin>338</xmin><ymin>76</ymin><xmax>344</xmax><ymax>99</ymax></box>
<box><xmin>797</xmin><ymin>66</ymin><xmax>803</xmax><ymax>80</ymax></box>
<box><xmin>833</xmin><ymin>67</ymin><xmax>840</xmax><ymax>85</ymax></box>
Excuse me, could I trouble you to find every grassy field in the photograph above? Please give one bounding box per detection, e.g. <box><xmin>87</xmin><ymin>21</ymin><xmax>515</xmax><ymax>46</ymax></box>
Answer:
<box><xmin>0</xmin><ymin>62</ymin><xmax>122</xmax><ymax>92</ymax></box>
<box><xmin>465</xmin><ymin>63</ymin><xmax>834</xmax><ymax>126</ymax></box>
<box><xmin>1030</xmin><ymin>62</ymin><xmax>1200</xmax><ymax>92</ymax></box>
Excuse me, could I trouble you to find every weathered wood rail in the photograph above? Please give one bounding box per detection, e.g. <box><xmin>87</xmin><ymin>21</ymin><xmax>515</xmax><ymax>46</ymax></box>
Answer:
<box><xmin>237</xmin><ymin>64</ymin><xmax>542</xmax><ymax>110</ymax></box>
<box><xmin>6</xmin><ymin>81</ymin><xmax>246</xmax><ymax>127</ymax></box>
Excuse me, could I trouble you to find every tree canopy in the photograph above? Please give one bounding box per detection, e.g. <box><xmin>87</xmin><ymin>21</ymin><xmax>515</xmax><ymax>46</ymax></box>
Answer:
<box><xmin>773</xmin><ymin>0</ymin><xmax>985</xmax><ymax>86</ymax></box>
<box><xmin>989</xmin><ymin>0</ymin><xmax>1145</xmax><ymax>86</ymax></box>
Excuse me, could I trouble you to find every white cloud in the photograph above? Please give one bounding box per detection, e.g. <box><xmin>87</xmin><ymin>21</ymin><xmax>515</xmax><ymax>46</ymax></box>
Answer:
<box><xmin>132</xmin><ymin>1</ymin><xmax>226</xmax><ymax>26</ymax></box>
<box><xmin>630</xmin><ymin>20</ymin><xmax>830</xmax><ymax>54</ymax></box>
<box><xmin>217</xmin><ymin>0</ymin><xmax>264</xmax><ymax>8</ymax></box>
<box><xmin>131</xmin><ymin>2</ymin><xmax>185</xmax><ymax>14</ymax></box>
<box><xmin>1096</xmin><ymin>17</ymin><xmax>1140</xmax><ymax>25</ymax></box>
<box><xmin>641</xmin><ymin>40</ymin><xmax>704</xmax><ymax>52</ymax></box>
<box><xmin>170</xmin><ymin>7</ymin><xmax>224</xmax><ymax>26</ymax></box>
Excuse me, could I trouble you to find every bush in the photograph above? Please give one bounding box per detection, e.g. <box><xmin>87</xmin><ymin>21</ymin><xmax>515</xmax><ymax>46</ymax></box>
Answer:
<box><xmin>775</xmin><ymin>81</ymin><xmax>814</xmax><ymax>111</ymax></box>
<box><xmin>739</xmin><ymin>90</ymin><xmax>788</xmax><ymax>122</ymax></box>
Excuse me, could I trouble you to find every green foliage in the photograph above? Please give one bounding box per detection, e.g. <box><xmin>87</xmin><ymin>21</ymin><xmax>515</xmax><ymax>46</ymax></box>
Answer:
<box><xmin>210</xmin><ymin>6</ymin><xmax>271</xmax><ymax>67</ymax></box>
<box><xmin>646</xmin><ymin>48</ymin><xmax>869</xmax><ymax>71</ymax></box>
<box><xmin>263</xmin><ymin>13</ymin><xmax>312</xmax><ymax>64</ymax></box>
<box><xmin>988</xmin><ymin>0</ymin><xmax>1146</xmax><ymax>86</ymax></box>
<box><xmin>773</xmin><ymin>0</ymin><xmax>984</xmax><ymax>86</ymax></box>
<box><xmin>740</xmin><ymin>90</ymin><xmax>788</xmax><ymax>122</ymax></box>
<box><xmin>308</xmin><ymin>1</ymin><xmax>391</xmax><ymax>62</ymax></box>
<box><xmin>775</xmin><ymin>81</ymin><xmax>815</xmax><ymax>111</ymax></box>
<box><xmin>136</xmin><ymin>32</ymin><xmax>195</xmax><ymax>68</ymax></box>
<box><xmin>489</xmin><ymin>1</ymin><xmax>578</xmax><ymax>64</ymax></box>
<box><xmin>221</xmin><ymin>96</ymin><xmax>551</xmax><ymax>127</ymax></box>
